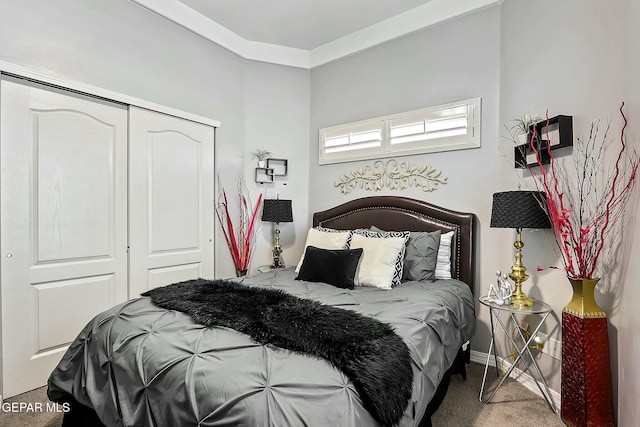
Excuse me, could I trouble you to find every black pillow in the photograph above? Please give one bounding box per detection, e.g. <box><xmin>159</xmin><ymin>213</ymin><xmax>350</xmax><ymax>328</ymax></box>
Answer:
<box><xmin>295</xmin><ymin>246</ymin><xmax>363</xmax><ymax>289</ymax></box>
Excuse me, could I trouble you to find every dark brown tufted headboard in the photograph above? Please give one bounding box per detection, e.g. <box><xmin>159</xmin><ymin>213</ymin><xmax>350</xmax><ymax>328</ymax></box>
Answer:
<box><xmin>313</xmin><ymin>196</ymin><xmax>477</xmax><ymax>295</ymax></box>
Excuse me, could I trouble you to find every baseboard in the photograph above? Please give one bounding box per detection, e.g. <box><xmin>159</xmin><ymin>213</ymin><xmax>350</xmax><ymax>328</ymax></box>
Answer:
<box><xmin>470</xmin><ymin>350</ymin><xmax>561</xmax><ymax>409</ymax></box>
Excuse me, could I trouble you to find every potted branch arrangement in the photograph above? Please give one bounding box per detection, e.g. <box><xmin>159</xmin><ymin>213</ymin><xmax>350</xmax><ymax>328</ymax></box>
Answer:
<box><xmin>250</xmin><ymin>148</ymin><xmax>273</xmax><ymax>168</ymax></box>
<box><xmin>521</xmin><ymin>103</ymin><xmax>639</xmax><ymax>427</ymax></box>
<box><xmin>215</xmin><ymin>177</ymin><xmax>263</xmax><ymax>276</ymax></box>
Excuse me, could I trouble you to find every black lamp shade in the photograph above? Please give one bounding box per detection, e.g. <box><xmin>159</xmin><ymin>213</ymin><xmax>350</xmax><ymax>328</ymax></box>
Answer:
<box><xmin>262</xmin><ymin>199</ymin><xmax>293</xmax><ymax>223</ymax></box>
<box><xmin>490</xmin><ymin>191</ymin><xmax>551</xmax><ymax>229</ymax></box>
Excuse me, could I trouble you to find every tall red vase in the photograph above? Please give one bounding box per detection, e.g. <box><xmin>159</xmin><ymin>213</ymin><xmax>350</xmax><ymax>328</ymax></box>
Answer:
<box><xmin>561</xmin><ymin>277</ymin><xmax>615</xmax><ymax>426</ymax></box>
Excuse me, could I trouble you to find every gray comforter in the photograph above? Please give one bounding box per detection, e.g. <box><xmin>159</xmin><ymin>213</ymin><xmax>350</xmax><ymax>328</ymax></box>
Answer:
<box><xmin>47</xmin><ymin>268</ymin><xmax>475</xmax><ymax>427</ymax></box>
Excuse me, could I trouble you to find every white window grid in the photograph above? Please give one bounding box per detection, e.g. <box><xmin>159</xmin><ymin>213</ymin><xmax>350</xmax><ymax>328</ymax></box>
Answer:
<box><xmin>318</xmin><ymin>97</ymin><xmax>481</xmax><ymax>165</ymax></box>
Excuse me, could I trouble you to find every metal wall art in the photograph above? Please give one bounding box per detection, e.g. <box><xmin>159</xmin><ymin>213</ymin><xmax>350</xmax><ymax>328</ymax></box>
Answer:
<box><xmin>334</xmin><ymin>159</ymin><xmax>447</xmax><ymax>194</ymax></box>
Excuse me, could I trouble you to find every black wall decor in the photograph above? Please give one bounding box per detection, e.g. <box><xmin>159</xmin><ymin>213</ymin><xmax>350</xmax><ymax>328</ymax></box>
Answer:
<box><xmin>267</xmin><ymin>158</ymin><xmax>288</xmax><ymax>176</ymax></box>
<box><xmin>255</xmin><ymin>158</ymin><xmax>288</xmax><ymax>183</ymax></box>
<box><xmin>514</xmin><ymin>115</ymin><xmax>573</xmax><ymax>168</ymax></box>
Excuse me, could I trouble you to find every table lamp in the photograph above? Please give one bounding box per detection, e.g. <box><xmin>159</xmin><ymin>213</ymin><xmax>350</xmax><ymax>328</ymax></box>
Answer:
<box><xmin>490</xmin><ymin>190</ymin><xmax>550</xmax><ymax>306</ymax></box>
<box><xmin>262</xmin><ymin>198</ymin><xmax>293</xmax><ymax>268</ymax></box>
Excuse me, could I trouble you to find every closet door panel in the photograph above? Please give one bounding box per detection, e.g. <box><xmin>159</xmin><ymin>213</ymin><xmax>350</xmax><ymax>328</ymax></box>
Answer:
<box><xmin>147</xmin><ymin>263</ymin><xmax>201</xmax><ymax>289</ymax></box>
<box><xmin>36</xmin><ymin>110</ymin><xmax>115</xmax><ymax>261</ymax></box>
<box><xmin>149</xmin><ymin>132</ymin><xmax>201</xmax><ymax>252</ymax></box>
<box><xmin>128</xmin><ymin>107</ymin><xmax>214</xmax><ymax>297</ymax></box>
<box><xmin>0</xmin><ymin>76</ymin><xmax>128</xmax><ymax>398</ymax></box>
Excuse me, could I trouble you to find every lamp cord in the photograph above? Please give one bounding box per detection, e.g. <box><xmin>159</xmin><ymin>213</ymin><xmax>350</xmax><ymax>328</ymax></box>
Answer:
<box><xmin>502</xmin><ymin>315</ymin><xmax>531</xmax><ymax>374</ymax></box>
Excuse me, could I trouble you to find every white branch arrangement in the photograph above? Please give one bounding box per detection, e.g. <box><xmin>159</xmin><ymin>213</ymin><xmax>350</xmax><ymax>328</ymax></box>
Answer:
<box><xmin>334</xmin><ymin>159</ymin><xmax>447</xmax><ymax>194</ymax></box>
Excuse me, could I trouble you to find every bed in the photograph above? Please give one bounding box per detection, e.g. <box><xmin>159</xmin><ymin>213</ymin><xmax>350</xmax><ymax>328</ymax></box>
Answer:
<box><xmin>47</xmin><ymin>195</ymin><xmax>476</xmax><ymax>427</ymax></box>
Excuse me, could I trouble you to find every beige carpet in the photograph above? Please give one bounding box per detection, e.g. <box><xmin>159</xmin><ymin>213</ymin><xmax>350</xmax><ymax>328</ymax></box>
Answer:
<box><xmin>0</xmin><ymin>362</ymin><xmax>563</xmax><ymax>426</ymax></box>
<box><xmin>432</xmin><ymin>362</ymin><xmax>564</xmax><ymax>426</ymax></box>
<box><xmin>0</xmin><ymin>386</ymin><xmax>61</xmax><ymax>427</ymax></box>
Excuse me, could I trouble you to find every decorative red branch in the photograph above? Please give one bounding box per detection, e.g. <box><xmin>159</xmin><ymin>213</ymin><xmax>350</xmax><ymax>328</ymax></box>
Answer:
<box><xmin>525</xmin><ymin>104</ymin><xmax>639</xmax><ymax>279</ymax></box>
<box><xmin>216</xmin><ymin>177</ymin><xmax>263</xmax><ymax>272</ymax></box>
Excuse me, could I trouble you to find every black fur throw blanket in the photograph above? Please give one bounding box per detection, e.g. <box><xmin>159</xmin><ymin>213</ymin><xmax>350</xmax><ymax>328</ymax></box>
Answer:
<box><xmin>142</xmin><ymin>279</ymin><xmax>413</xmax><ymax>426</ymax></box>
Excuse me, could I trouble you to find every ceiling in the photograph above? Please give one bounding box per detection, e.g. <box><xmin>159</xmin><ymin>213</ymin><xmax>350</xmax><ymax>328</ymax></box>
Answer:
<box><xmin>131</xmin><ymin>0</ymin><xmax>502</xmax><ymax>69</ymax></box>
<box><xmin>178</xmin><ymin>0</ymin><xmax>433</xmax><ymax>50</ymax></box>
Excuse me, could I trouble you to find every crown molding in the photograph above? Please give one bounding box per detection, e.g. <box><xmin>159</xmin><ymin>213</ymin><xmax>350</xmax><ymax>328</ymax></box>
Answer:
<box><xmin>129</xmin><ymin>0</ymin><xmax>502</xmax><ymax>69</ymax></box>
<box><xmin>129</xmin><ymin>0</ymin><xmax>309</xmax><ymax>68</ymax></box>
<box><xmin>310</xmin><ymin>0</ymin><xmax>502</xmax><ymax>68</ymax></box>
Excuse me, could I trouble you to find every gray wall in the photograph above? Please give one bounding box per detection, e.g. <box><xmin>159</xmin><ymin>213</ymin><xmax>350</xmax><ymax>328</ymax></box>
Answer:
<box><xmin>0</xmin><ymin>0</ymin><xmax>310</xmax><ymax>279</ymax></box>
<box><xmin>242</xmin><ymin>60</ymin><xmax>310</xmax><ymax>271</ymax></box>
<box><xmin>499</xmin><ymin>0</ymin><xmax>630</xmax><ymax>412</ymax></box>
<box><xmin>0</xmin><ymin>0</ymin><xmax>245</xmax><ymax>141</ymax></box>
<box><xmin>619</xmin><ymin>0</ymin><xmax>640</xmax><ymax>425</ymax></box>
<box><xmin>309</xmin><ymin>4</ymin><xmax>502</xmax><ymax>371</ymax></box>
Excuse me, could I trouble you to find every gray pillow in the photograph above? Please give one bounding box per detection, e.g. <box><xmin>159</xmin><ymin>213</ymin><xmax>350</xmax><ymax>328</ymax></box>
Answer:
<box><xmin>402</xmin><ymin>230</ymin><xmax>441</xmax><ymax>281</ymax></box>
<box><xmin>370</xmin><ymin>226</ymin><xmax>441</xmax><ymax>282</ymax></box>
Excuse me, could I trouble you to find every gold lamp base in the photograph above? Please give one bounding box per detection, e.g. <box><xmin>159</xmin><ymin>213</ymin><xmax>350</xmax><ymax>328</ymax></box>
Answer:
<box><xmin>510</xmin><ymin>284</ymin><xmax>534</xmax><ymax>307</ymax></box>
<box><xmin>270</xmin><ymin>225</ymin><xmax>285</xmax><ymax>268</ymax></box>
<box><xmin>508</xmin><ymin>228</ymin><xmax>534</xmax><ymax>307</ymax></box>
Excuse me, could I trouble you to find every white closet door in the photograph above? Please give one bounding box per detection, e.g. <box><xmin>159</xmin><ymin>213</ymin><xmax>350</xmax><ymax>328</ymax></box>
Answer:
<box><xmin>128</xmin><ymin>107</ymin><xmax>214</xmax><ymax>297</ymax></box>
<box><xmin>0</xmin><ymin>76</ymin><xmax>128</xmax><ymax>398</ymax></box>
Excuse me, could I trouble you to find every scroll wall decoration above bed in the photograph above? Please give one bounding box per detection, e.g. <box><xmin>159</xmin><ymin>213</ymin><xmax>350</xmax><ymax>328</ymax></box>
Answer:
<box><xmin>334</xmin><ymin>159</ymin><xmax>447</xmax><ymax>194</ymax></box>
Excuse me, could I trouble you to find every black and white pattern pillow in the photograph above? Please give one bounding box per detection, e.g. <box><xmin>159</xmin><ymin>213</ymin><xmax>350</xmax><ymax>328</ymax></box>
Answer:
<box><xmin>349</xmin><ymin>229</ymin><xmax>410</xmax><ymax>288</ymax></box>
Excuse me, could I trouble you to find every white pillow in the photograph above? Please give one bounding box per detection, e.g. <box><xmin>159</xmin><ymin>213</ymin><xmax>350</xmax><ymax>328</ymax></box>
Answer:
<box><xmin>295</xmin><ymin>227</ymin><xmax>352</xmax><ymax>273</ymax></box>
<box><xmin>435</xmin><ymin>231</ymin><xmax>454</xmax><ymax>279</ymax></box>
<box><xmin>349</xmin><ymin>230</ymin><xmax>409</xmax><ymax>289</ymax></box>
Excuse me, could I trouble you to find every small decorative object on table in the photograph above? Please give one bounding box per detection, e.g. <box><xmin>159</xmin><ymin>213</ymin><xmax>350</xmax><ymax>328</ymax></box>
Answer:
<box><xmin>522</xmin><ymin>104</ymin><xmax>639</xmax><ymax>427</ymax></box>
<box><xmin>486</xmin><ymin>270</ymin><xmax>513</xmax><ymax>305</ymax></box>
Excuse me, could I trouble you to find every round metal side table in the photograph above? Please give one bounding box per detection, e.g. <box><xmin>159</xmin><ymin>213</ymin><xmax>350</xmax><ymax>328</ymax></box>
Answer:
<box><xmin>478</xmin><ymin>296</ymin><xmax>557</xmax><ymax>413</ymax></box>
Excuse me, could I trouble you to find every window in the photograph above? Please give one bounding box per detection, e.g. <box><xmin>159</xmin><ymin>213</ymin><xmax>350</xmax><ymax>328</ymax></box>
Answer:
<box><xmin>318</xmin><ymin>98</ymin><xmax>481</xmax><ymax>165</ymax></box>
